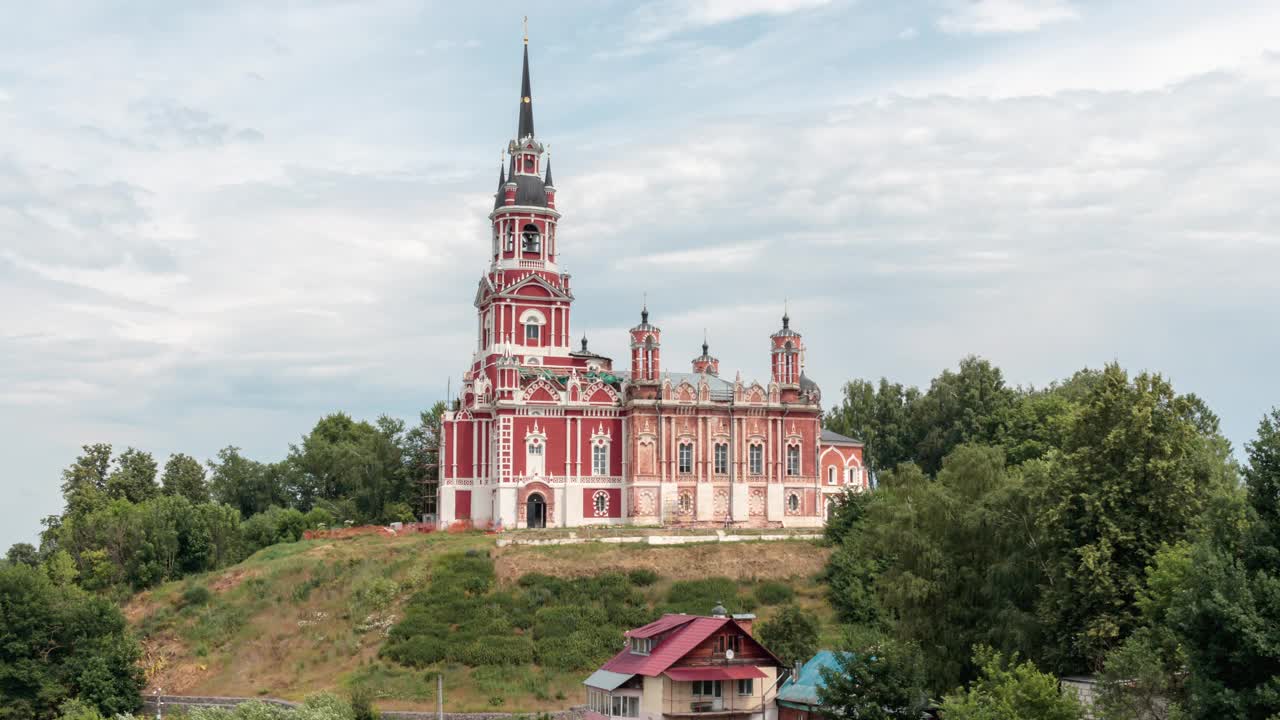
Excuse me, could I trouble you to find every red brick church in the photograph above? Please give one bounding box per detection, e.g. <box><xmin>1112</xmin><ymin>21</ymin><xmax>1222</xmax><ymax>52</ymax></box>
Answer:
<box><xmin>437</xmin><ymin>34</ymin><xmax>865</xmax><ymax>529</ymax></box>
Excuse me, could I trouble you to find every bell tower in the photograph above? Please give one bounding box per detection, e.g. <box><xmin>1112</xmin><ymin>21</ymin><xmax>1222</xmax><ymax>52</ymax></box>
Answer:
<box><xmin>476</xmin><ymin>25</ymin><xmax>573</xmax><ymax>357</ymax></box>
<box><xmin>770</xmin><ymin>310</ymin><xmax>803</xmax><ymax>387</ymax></box>
<box><xmin>630</xmin><ymin>305</ymin><xmax>661</xmax><ymax>383</ymax></box>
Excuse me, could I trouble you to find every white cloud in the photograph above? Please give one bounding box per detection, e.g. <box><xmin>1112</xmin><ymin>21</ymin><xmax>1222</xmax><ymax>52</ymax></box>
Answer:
<box><xmin>938</xmin><ymin>0</ymin><xmax>1078</xmax><ymax>35</ymax></box>
<box><xmin>624</xmin><ymin>0</ymin><xmax>832</xmax><ymax>44</ymax></box>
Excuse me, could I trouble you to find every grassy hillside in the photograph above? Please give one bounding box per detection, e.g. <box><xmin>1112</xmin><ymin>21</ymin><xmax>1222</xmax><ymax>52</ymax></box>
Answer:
<box><xmin>127</xmin><ymin>531</ymin><xmax>833</xmax><ymax>712</ymax></box>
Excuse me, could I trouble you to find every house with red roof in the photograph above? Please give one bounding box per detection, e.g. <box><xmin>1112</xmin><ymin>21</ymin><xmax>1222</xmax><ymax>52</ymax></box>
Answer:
<box><xmin>584</xmin><ymin>603</ymin><xmax>786</xmax><ymax>720</ymax></box>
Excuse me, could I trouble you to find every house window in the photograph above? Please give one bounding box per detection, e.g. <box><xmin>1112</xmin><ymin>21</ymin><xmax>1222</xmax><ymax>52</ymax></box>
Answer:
<box><xmin>714</xmin><ymin>635</ymin><xmax>741</xmax><ymax>654</ymax></box>
<box><xmin>714</xmin><ymin>443</ymin><xmax>728</xmax><ymax>475</ymax></box>
<box><xmin>788</xmin><ymin>492</ymin><xmax>800</xmax><ymax>513</ymax></box>
<box><xmin>593</xmin><ymin>490</ymin><xmax>610</xmax><ymax>516</ymax></box>
<box><xmin>505</xmin><ymin>224</ymin><xmax>515</xmax><ymax>252</ymax></box>
<box><xmin>849</xmin><ymin>467</ymin><xmax>860</xmax><ymax>484</ymax></box>
<box><xmin>611</xmin><ymin>696</ymin><xmax>639</xmax><ymax>718</ymax></box>
<box><xmin>593</xmin><ymin>444</ymin><xmax>609</xmax><ymax>476</ymax></box>
<box><xmin>748</xmin><ymin>444</ymin><xmax>763</xmax><ymax>475</ymax></box>
<box><xmin>737</xmin><ymin>679</ymin><xmax>754</xmax><ymax>696</ymax></box>
<box><xmin>692</xmin><ymin>680</ymin><xmax>722</xmax><ymax>698</ymax></box>
<box><xmin>787</xmin><ymin>445</ymin><xmax>800</xmax><ymax>476</ymax></box>
<box><xmin>678</xmin><ymin>443</ymin><xmax>693</xmax><ymax>474</ymax></box>
<box><xmin>525</xmin><ymin>322</ymin><xmax>540</xmax><ymax>344</ymax></box>
<box><xmin>828</xmin><ymin>466</ymin><xmax>836</xmax><ymax>485</ymax></box>
<box><xmin>630</xmin><ymin>637</ymin><xmax>653</xmax><ymax>655</ymax></box>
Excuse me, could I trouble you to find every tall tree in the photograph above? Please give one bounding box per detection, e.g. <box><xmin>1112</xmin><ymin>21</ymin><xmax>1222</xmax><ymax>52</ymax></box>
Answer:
<box><xmin>160</xmin><ymin>453</ymin><xmax>209</xmax><ymax>503</ymax></box>
<box><xmin>103</xmin><ymin>447</ymin><xmax>158</xmax><ymax>503</ymax></box>
<box><xmin>1166</xmin><ymin>408</ymin><xmax>1280</xmax><ymax>720</ymax></box>
<box><xmin>911</xmin><ymin>356</ymin><xmax>1016</xmax><ymax>475</ymax></box>
<box><xmin>59</xmin><ymin>444</ymin><xmax>112</xmax><ymax>517</ymax></box>
<box><xmin>1037</xmin><ymin>364</ymin><xmax>1235</xmax><ymax>672</ymax></box>
<box><xmin>825</xmin><ymin>379</ymin><xmax>920</xmax><ymax>480</ymax></box>
<box><xmin>288</xmin><ymin>413</ymin><xmax>410</xmax><ymax>522</ymax></box>
<box><xmin>208</xmin><ymin>446</ymin><xmax>287</xmax><ymax>519</ymax></box>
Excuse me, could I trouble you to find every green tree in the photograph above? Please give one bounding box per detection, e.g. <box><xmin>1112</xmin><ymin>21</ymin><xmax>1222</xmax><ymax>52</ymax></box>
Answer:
<box><xmin>825</xmin><ymin>378</ymin><xmax>921</xmax><ymax>480</ymax></box>
<box><xmin>756</xmin><ymin>603</ymin><xmax>819</xmax><ymax>669</ymax></box>
<box><xmin>0</xmin><ymin>564</ymin><xmax>143</xmax><ymax>718</ymax></box>
<box><xmin>161</xmin><ymin>453</ymin><xmax>210</xmax><ymax>503</ymax></box>
<box><xmin>940</xmin><ymin>647</ymin><xmax>1084</xmax><ymax>720</ymax></box>
<box><xmin>44</xmin><ymin>550</ymin><xmax>79</xmax><ymax>586</ymax></box>
<box><xmin>817</xmin><ymin>638</ymin><xmax>930</xmax><ymax>720</ymax></box>
<box><xmin>104</xmin><ymin>447</ymin><xmax>158</xmax><ymax>503</ymax></box>
<box><xmin>209</xmin><ymin>446</ymin><xmax>287</xmax><ymax>519</ymax></box>
<box><xmin>909</xmin><ymin>356</ymin><xmax>1016</xmax><ymax>476</ymax></box>
<box><xmin>59</xmin><ymin>444</ymin><xmax>112</xmax><ymax>517</ymax></box>
<box><xmin>843</xmin><ymin>447</ymin><xmax>1045</xmax><ymax>690</ymax></box>
<box><xmin>1036</xmin><ymin>364</ymin><xmax>1234</xmax><ymax>672</ymax></box>
<box><xmin>1165</xmin><ymin>408</ymin><xmax>1280</xmax><ymax>720</ymax></box>
<box><xmin>6</xmin><ymin>542</ymin><xmax>39</xmax><ymax>567</ymax></box>
<box><xmin>288</xmin><ymin>413</ymin><xmax>412</xmax><ymax>522</ymax></box>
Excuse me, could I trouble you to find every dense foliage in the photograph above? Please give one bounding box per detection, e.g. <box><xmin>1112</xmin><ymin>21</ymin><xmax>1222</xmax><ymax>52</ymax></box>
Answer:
<box><xmin>756</xmin><ymin>603</ymin><xmax>819</xmax><ymax>668</ymax></box>
<box><xmin>822</xmin><ymin>357</ymin><xmax>1261</xmax><ymax>718</ymax></box>
<box><xmin>939</xmin><ymin>648</ymin><xmax>1084</xmax><ymax>720</ymax></box>
<box><xmin>0</xmin><ymin>564</ymin><xmax>143</xmax><ymax>719</ymax></box>
<box><xmin>817</xmin><ymin>639</ymin><xmax>930</xmax><ymax>720</ymax></box>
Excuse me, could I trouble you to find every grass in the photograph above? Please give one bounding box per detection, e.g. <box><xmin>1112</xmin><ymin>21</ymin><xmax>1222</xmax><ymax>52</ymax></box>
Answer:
<box><xmin>127</xmin><ymin>530</ymin><xmax>834</xmax><ymax>712</ymax></box>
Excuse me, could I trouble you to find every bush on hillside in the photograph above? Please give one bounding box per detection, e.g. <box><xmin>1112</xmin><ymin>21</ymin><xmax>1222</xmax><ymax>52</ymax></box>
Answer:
<box><xmin>663</xmin><ymin>577</ymin><xmax>756</xmax><ymax>615</ymax></box>
<box><xmin>181</xmin><ymin>584</ymin><xmax>213</xmax><ymax>608</ymax></box>
<box><xmin>755</xmin><ymin>581</ymin><xmax>794</xmax><ymax>605</ymax></box>
<box><xmin>627</xmin><ymin>568</ymin><xmax>659</xmax><ymax>586</ymax></box>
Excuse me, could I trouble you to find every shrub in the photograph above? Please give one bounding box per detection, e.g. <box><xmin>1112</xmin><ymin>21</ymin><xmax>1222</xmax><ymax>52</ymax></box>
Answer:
<box><xmin>754</xmin><ymin>581</ymin><xmax>794</xmax><ymax>606</ymax></box>
<box><xmin>627</xmin><ymin>568</ymin><xmax>659</xmax><ymax>586</ymax></box>
<box><xmin>352</xmin><ymin>577</ymin><xmax>399</xmax><ymax>613</ymax></box>
<box><xmin>182</xmin><ymin>584</ymin><xmax>213</xmax><ymax>607</ymax></box>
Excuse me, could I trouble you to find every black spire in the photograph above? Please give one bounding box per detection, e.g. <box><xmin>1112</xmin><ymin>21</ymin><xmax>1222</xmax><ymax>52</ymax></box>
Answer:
<box><xmin>581</xmin><ymin>335</ymin><xmax>588</xmax><ymax>352</ymax></box>
<box><xmin>641</xmin><ymin>306</ymin><xmax>649</xmax><ymax>324</ymax></box>
<box><xmin>544</xmin><ymin>154</ymin><xmax>554</xmax><ymax>187</ymax></box>
<box><xmin>518</xmin><ymin>36</ymin><xmax>535</xmax><ymax>140</ymax></box>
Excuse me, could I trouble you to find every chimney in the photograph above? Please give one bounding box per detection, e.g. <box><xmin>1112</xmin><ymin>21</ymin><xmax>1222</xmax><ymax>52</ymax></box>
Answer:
<box><xmin>732</xmin><ymin>613</ymin><xmax>755</xmax><ymax>635</ymax></box>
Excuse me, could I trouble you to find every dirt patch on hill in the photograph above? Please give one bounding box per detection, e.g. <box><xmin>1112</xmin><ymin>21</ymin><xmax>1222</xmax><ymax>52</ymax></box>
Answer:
<box><xmin>493</xmin><ymin>540</ymin><xmax>829</xmax><ymax>583</ymax></box>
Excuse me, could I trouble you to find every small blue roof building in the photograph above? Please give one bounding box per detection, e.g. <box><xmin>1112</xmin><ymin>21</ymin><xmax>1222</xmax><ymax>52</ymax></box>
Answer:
<box><xmin>776</xmin><ymin>650</ymin><xmax>851</xmax><ymax>718</ymax></box>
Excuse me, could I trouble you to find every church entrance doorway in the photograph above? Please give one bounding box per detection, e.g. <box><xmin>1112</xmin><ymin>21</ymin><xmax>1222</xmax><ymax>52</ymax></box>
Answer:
<box><xmin>527</xmin><ymin>493</ymin><xmax>546</xmax><ymax>529</ymax></box>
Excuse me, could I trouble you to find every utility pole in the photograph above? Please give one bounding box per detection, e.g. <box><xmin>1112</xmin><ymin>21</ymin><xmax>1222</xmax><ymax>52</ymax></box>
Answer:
<box><xmin>437</xmin><ymin>673</ymin><xmax>444</xmax><ymax>720</ymax></box>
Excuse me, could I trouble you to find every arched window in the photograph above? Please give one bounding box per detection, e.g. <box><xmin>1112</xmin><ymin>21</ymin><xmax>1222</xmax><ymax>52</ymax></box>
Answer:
<box><xmin>678</xmin><ymin>491</ymin><xmax>693</xmax><ymax>515</ymax></box>
<box><xmin>592</xmin><ymin>490</ymin><xmax>609</xmax><ymax>516</ymax></box>
<box><xmin>522</xmin><ymin>223</ymin><xmax>541</xmax><ymax>253</ymax></box>
<box><xmin>828</xmin><ymin>466</ymin><xmax>836</xmax><ymax>485</ymax></box>
<box><xmin>787</xmin><ymin>492</ymin><xmax>800</xmax><ymax>513</ymax></box>
<box><xmin>505</xmin><ymin>223</ymin><xmax>515</xmax><ymax>252</ymax></box>
<box><xmin>714</xmin><ymin>443</ymin><xmax>729</xmax><ymax>475</ymax></box>
<box><xmin>520</xmin><ymin>309</ymin><xmax>545</xmax><ymax>347</ymax></box>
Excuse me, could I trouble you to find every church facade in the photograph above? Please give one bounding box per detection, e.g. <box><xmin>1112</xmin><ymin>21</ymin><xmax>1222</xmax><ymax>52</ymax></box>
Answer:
<box><xmin>437</xmin><ymin>36</ymin><xmax>865</xmax><ymax>530</ymax></box>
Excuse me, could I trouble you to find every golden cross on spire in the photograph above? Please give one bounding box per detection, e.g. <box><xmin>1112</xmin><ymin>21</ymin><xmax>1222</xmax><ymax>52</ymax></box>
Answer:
<box><xmin>523</xmin><ymin>16</ymin><xmax>529</xmax><ymax>44</ymax></box>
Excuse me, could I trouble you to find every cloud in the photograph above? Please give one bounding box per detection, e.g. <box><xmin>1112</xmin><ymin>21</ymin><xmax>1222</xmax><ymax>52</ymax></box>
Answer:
<box><xmin>624</xmin><ymin>0</ymin><xmax>833</xmax><ymax>45</ymax></box>
<box><xmin>938</xmin><ymin>0</ymin><xmax>1078</xmax><ymax>35</ymax></box>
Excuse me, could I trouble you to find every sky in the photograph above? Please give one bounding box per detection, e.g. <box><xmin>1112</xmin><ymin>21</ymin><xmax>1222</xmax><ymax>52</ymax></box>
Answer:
<box><xmin>2</xmin><ymin>0</ymin><xmax>1279</xmax><ymax>550</ymax></box>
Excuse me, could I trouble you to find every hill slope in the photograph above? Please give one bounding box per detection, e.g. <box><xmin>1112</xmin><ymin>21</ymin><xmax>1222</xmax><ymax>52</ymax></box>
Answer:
<box><xmin>128</xmin><ymin>531</ymin><xmax>833</xmax><ymax>712</ymax></box>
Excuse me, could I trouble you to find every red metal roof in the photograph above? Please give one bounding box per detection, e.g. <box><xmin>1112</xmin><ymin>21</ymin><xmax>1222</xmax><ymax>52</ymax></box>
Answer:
<box><xmin>603</xmin><ymin>616</ymin><xmax>730</xmax><ymax>676</ymax></box>
<box><xmin>625</xmin><ymin>614</ymin><xmax>698</xmax><ymax>639</ymax></box>
<box><xmin>665</xmin><ymin>666</ymin><xmax>766</xmax><ymax>681</ymax></box>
